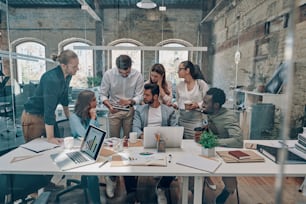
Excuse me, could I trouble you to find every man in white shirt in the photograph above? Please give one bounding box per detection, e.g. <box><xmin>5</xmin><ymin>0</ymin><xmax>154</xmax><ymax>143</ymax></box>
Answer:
<box><xmin>132</xmin><ymin>83</ymin><xmax>177</xmax><ymax>204</ymax></box>
<box><xmin>100</xmin><ymin>55</ymin><xmax>144</xmax><ymax>199</ymax></box>
<box><xmin>100</xmin><ymin>54</ymin><xmax>144</xmax><ymax>138</ymax></box>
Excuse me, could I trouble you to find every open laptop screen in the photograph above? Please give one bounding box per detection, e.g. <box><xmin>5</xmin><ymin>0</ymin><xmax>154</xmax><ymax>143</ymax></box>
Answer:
<box><xmin>81</xmin><ymin>125</ymin><xmax>106</xmax><ymax>159</ymax></box>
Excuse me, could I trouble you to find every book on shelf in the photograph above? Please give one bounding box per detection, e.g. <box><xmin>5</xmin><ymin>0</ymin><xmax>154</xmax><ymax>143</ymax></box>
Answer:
<box><xmin>298</xmin><ymin>134</ymin><xmax>306</xmax><ymax>147</ymax></box>
<box><xmin>228</xmin><ymin>150</ymin><xmax>251</xmax><ymax>159</ymax></box>
<box><xmin>295</xmin><ymin>143</ymin><xmax>306</xmax><ymax>154</ymax></box>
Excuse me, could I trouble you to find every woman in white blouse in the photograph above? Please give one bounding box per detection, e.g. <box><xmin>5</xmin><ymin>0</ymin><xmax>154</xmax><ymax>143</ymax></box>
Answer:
<box><xmin>145</xmin><ymin>63</ymin><xmax>172</xmax><ymax>105</ymax></box>
<box><xmin>173</xmin><ymin>61</ymin><xmax>209</xmax><ymax>139</ymax></box>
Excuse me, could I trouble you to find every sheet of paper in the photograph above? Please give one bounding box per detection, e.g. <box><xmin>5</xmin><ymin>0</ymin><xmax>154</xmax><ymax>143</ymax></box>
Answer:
<box><xmin>20</xmin><ymin>138</ymin><xmax>59</xmax><ymax>153</ymax></box>
<box><xmin>176</xmin><ymin>153</ymin><xmax>221</xmax><ymax>173</ymax></box>
<box><xmin>110</xmin><ymin>152</ymin><xmax>167</xmax><ymax>167</ymax></box>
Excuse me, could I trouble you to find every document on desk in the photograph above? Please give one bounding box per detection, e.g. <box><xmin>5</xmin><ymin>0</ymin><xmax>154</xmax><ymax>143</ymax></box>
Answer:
<box><xmin>20</xmin><ymin>138</ymin><xmax>59</xmax><ymax>153</ymax></box>
<box><xmin>110</xmin><ymin>152</ymin><xmax>167</xmax><ymax>167</ymax></box>
<box><xmin>176</xmin><ymin>154</ymin><xmax>221</xmax><ymax>173</ymax></box>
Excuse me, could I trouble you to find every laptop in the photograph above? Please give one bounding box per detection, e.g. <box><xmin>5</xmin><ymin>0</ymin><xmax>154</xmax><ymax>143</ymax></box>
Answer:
<box><xmin>143</xmin><ymin>126</ymin><xmax>184</xmax><ymax>148</ymax></box>
<box><xmin>50</xmin><ymin>125</ymin><xmax>106</xmax><ymax>171</ymax></box>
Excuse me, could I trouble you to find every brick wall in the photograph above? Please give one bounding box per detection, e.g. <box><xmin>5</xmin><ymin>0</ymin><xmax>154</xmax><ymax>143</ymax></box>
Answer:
<box><xmin>211</xmin><ymin>0</ymin><xmax>306</xmax><ymax>138</ymax></box>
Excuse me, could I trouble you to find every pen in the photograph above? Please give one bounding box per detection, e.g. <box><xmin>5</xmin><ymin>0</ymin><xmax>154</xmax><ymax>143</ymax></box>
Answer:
<box><xmin>99</xmin><ymin>159</ymin><xmax>109</xmax><ymax>168</ymax></box>
<box><xmin>168</xmin><ymin>154</ymin><xmax>172</xmax><ymax>163</ymax></box>
<box><xmin>278</xmin><ymin>140</ymin><xmax>288</xmax><ymax>148</ymax></box>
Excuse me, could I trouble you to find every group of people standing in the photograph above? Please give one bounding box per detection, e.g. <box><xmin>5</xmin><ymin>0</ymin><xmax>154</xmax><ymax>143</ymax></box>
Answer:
<box><xmin>17</xmin><ymin>50</ymin><xmax>243</xmax><ymax>204</ymax></box>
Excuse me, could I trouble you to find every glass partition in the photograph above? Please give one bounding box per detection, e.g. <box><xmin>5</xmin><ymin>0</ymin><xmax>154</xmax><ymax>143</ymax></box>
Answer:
<box><xmin>0</xmin><ymin>0</ymin><xmax>305</xmax><ymax>203</ymax></box>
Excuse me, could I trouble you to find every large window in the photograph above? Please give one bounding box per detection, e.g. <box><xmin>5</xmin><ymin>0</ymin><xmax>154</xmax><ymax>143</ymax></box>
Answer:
<box><xmin>64</xmin><ymin>42</ymin><xmax>93</xmax><ymax>88</ymax></box>
<box><xmin>111</xmin><ymin>42</ymin><xmax>141</xmax><ymax>73</ymax></box>
<box><xmin>158</xmin><ymin>43</ymin><xmax>188</xmax><ymax>85</ymax></box>
<box><xmin>16</xmin><ymin>42</ymin><xmax>46</xmax><ymax>84</ymax></box>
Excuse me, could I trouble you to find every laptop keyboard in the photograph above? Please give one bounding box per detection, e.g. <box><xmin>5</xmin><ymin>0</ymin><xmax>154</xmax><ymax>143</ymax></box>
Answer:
<box><xmin>67</xmin><ymin>151</ymin><xmax>89</xmax><ymax>163</ymax></box>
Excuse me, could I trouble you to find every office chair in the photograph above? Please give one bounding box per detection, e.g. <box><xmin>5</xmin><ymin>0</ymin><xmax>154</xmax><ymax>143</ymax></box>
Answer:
<box><xmin>0</xmin><ymin>174</ymin><xmax>52</xmax><ymax>204</ymax></box>
<box><xmin>54</xmin><ymin>119</ymin><xmax>88</xmax><ymax>202</ymax></box>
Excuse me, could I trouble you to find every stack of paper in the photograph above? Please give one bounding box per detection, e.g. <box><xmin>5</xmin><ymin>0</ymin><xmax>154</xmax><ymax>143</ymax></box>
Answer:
<box><xmin>110</xmin><ymin>153</ymin><xmax>167</xmax><ymax>167</ymax></box>
<box><xmin>20</xmin><ymin>138</ymin><xmax>59</xmax><ymax>153</ymax></box>
<box><xmin>176</xmin><ymin>154</ymin><xmax>221</xmax><ymax>173</ymax></box>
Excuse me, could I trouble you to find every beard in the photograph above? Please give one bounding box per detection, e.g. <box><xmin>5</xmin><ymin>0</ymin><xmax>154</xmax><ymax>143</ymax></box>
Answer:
<box><xmin>144</xmin><ymin>99</ymin><xmax>154</xmax><ymax>105</ymax></box>
<box><xmin>201</xmin><ymin>108</ymin><xmax>211</xmax><ymax>114</ymax></box>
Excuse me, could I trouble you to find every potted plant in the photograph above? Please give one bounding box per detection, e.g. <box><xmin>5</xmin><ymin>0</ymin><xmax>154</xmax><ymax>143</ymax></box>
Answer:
<box><xmin>199</xmin><ymin>130</ymin><xmax>218</xmax><ymax>157</ymax></box>
<box><xmin>256</xmin><ymin>67</ymin><xmax>269</xmax><ymax>93</ymax></box>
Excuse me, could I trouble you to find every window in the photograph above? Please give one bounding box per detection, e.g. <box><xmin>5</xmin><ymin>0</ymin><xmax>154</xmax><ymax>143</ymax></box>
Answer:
<box><xmin>158</xmin><ymin>43</ymin><xmax>188</xmax><ymax>85</ymax></box>
<box><xmin>64</xmin><ymin>42</ymin><xmax>93</xmax><ymax>88</ymax></box>
<box><xmin>16</xmin><ymin>42</ymin><xmax>46</xmax><ymax>84</ymax></box>
<box><xmin>111</xmin><ymin>42</ymin><xmax>141</xmax><ymax>73</ymax></box>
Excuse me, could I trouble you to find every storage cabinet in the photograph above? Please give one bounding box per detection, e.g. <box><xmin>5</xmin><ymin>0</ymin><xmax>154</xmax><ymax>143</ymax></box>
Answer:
<box><xmin>235</xmin><ymin>89</ymin><xmax>284</xmax><ymax>140</ymax></box>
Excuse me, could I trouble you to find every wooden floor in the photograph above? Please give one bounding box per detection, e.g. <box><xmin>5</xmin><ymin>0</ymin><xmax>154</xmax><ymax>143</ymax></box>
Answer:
<box><xmin>45</xmin><ymin>176</ymin><xmax>306</xmax><ymax>204</ymax></box>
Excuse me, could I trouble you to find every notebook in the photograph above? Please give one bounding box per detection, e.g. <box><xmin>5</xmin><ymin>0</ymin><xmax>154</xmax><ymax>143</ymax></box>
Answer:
<box><xmin>50</xmin><ymin>125</ymin><xmax>106</xmax><ymax>171</ymax></box>
<box><xmin>143</xmin><ymin>126</ymin><xmax>184</xmax><ymax>148</ymax></box>
<box><xmin>228</xmin><ymin>150</ymin><xmax>251</xmax><ymax>159</ymax></box>
<box><xmin>176</xmin><ymin>154</ymin><xmax>222</xmax><ymax>173</ymax></box>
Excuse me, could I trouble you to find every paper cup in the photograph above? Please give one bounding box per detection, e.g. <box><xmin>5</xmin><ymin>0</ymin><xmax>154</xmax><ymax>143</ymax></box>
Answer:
<box><xmin>184</xmin><ymin>100</ymin><xmax>192</xmax><ymax>111</ymax></box>
<box><xmin>129</xmin><ymin>132</ymin><xmax>138</xmax><ymax>143</ymax></box>
<box><xmin>64</xmin><ymin>137</ymin><xmax>74</xmax><ymax>149</ymax></box>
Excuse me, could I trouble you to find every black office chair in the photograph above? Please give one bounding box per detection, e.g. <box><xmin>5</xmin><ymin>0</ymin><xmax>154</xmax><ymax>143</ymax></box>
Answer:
<box><xmin>54</xmin><ymin>119</ymin><xmax>71</xmax><ymax>138</ymax></box>
<box><xmin>0</xmin><ymin>174</ymin><xmax>52</xmax><ymax>204</ymax></box>
<box><xmin>55</xmin><ymin>119</ymin><xmax>98</xmax><ymax>203</ymax></box>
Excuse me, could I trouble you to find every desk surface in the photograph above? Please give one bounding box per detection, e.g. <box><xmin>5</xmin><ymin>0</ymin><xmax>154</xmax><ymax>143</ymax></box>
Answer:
<box><xmin>0</xmin><ymin>140</ymin><xmax>305</xmax><ymax>177</ymax></box>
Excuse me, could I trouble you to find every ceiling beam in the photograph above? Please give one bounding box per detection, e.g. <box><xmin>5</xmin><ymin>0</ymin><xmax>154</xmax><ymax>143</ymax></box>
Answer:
<box><xmin>77</xmin><ymin>0</ymin><xmax>101</xmax><ymax>21</ymax></box>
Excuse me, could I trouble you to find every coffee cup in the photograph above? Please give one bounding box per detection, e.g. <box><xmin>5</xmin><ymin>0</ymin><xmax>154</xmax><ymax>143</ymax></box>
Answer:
<box><xmin>194</xmin><ymin>127</ymin><xmax>204</xmax><ymax>143</ymax></box>
<box><xmin>129</xmin><ymin>132</ymin><xmax>138</xmax><ymax>143</ymax></box>
<box><xmin>64</xmin><ymin>137</ymin><xmax>74</xmax><ymax>149</ymax></box>
<box><xmin>184</xmin><ymin>100</ymin><xmax>193</xmax><ymax>111</ymax></box>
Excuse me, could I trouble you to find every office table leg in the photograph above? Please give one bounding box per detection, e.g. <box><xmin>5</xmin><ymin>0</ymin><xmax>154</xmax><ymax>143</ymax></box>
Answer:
<box><xmin>182</xmin><ymin>176</ymin><xmax>189</xmax><ymax>204</ymax></box>
<box><xmin>299</xmin><ymin>176</ymin><xmax>306</xmax><ymax>193</ymax></box>
<box><xmin>194</xmin><ymin>176</ymin><xmax>203</xmax><ymax>204</ymax></box>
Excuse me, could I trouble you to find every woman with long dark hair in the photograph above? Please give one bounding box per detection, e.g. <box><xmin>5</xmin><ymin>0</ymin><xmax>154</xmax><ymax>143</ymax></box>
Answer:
<box><xmin>69</xmin><ymin>90</ymin><xmax>101</xmax><ymax>204</ymax></box>
<box><xmin>173</xmin><ymin>61</ymin><xmax>209</xmax><ymax>139</ymax></box>
<box><xmin>69</xmin><ymin>90</ymin><xmax>99</xmax><ymax>137</ymax></box>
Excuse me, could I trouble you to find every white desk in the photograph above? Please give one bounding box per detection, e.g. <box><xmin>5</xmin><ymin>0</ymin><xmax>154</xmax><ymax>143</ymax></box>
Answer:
<box><xmin>0</xmin><ymin>140</ymin><xmax>305</xmax><ymax>204</ymax></box>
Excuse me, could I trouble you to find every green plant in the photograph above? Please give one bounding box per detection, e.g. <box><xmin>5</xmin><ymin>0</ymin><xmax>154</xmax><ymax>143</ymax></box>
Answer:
<box><xmin>199</xmin><ymin>130</ymin><xmax>218</xmax><ymax>149</ymax></box>
<box><xmin>257</xmin><ymin>67</ymin><xmax>269</xmax><ymax>85</ymax></box>
<box><xmin>87</xmin><ymin>76</ymin><xmax>102</xmax><ymax>88</ymax></box>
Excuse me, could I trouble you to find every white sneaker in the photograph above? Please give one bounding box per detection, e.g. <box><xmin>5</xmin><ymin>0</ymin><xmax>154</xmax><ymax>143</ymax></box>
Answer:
<box><xmin>156</xmin><ymin>188</ymin><xmax>167</xmax><ymax>204</ymax></box>
<box><xmin>105</xmin><ymin>176</ymin><xmax>116</xmax><ymax>198</ymax></box>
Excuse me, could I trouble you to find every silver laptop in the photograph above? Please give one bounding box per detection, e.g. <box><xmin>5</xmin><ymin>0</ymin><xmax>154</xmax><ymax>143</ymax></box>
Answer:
<box><xmin>143</xmin><ymin>126</ymin><xmax>184</xmax><ymax>148</ymax></box>
<box><xmin>50</xmin><ymin>125</ymin><xmax>106</xmax><ymax>171</ymax></box>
